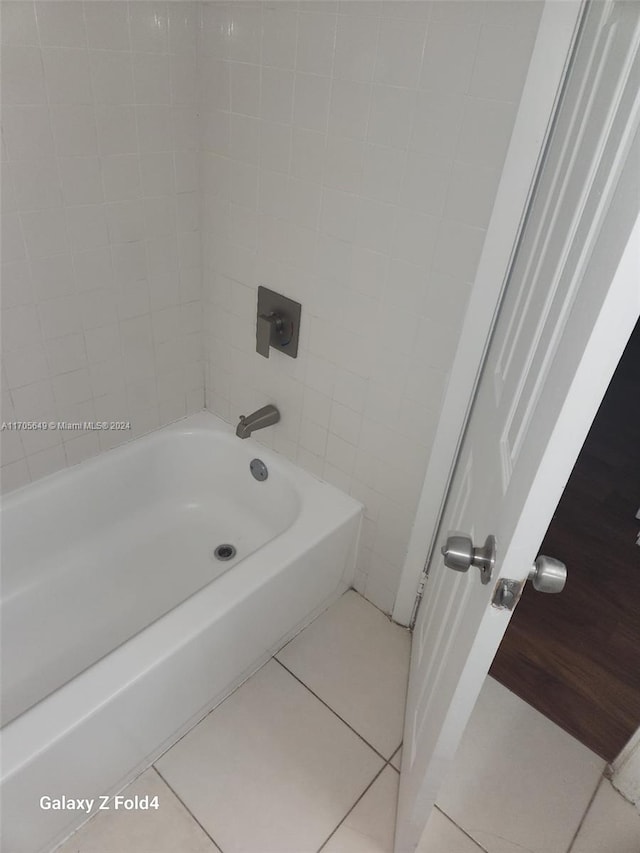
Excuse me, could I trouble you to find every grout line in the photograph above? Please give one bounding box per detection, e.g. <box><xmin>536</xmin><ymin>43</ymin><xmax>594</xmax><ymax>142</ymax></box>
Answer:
<box><xmin>566</xmin><ymin>772</ymin><xmax>603</xmax><ymax>853</ymax></box>
<box><xmin>433</xmin><ymin>806</ymin><xmax>491</xmax><ymax>853</ymax></box>
<box><xmin>153</xmin><ymin>765</ymin><xmax>227</xmax><ymax>853</ymax></box>
<box><xmin>315</xmin><ymin>761</ymin><xmax>389</xmax><ymax>853</ymax></box>
<box><xmin>274</xmin><ymin>657</ymin><xmax>390</xmax><ymax>763</ymax></box>
<box><xmin>350</xmin><ymin>587</ymin><xmax>411</xmax><ymax>631</ymax></box>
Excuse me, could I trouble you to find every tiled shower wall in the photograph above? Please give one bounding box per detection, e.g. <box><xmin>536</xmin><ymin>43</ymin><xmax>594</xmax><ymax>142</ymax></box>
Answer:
<box><xmin>1</xmin><ymin>1</ymin><xmax>203</xmax><ymax>491</ymax></box>
<box><xmin>201</xmin><ymin>0</ymin><xmax>542</xmax><ymax>610</ymax></box>
<box><xmin>1</xmin><ymin>1</ymin><xmax>542</xmax><ymax>613</ymax></box>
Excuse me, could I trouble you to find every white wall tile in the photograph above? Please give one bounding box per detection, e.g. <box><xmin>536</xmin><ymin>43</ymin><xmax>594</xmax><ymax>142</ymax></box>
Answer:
<box><xmin>1</xmin><ymin>213</ymin><xmax>26</xmax><ymax>263</ymax></box>
<box><xmin>420</xmin><ymin>21</ymin><xmax>480</xmax><ymax>94</ymax></box>
<box><xmin>320</xmin><ymin>187</ymin><xmax>358</xmax><ymax>242</ymax></box>
<box><xmin>200</xmin><ymin>54</ymin><xmax>229</xmax><ymax>110</ymax></box>
<box><xmin>96</xmin><ymin>105</ymin><xmax>138</xmax><ymax>156</ymax></box>
<box><xmin>46</xmin><ymin>333</ymin><xmax>88</xmax><ymax>375</ymax></box>
<box><xmin>228</xmin><ymin>113</ymin><xmax>259</xmax><ymax>166</ymax></box>
<box><xmin>102</xmin><ymin>155</ymin><xmax>142</xmax><ymax>202</ymax></box>
<box><xmin>140</xmin><ymin>152</ymin><xmax>175</xmax><ymax>196</ymax></box>
<box><xmin>2</xmin><ymin>2</ymin><xmax>39</xmax><ymax>47</ymax></box>
<box><xmin>84</xmin><ymin>2</ymin><xmax>130</xmax><ymax>52</ymax></box>
<box><xmin>261</xmin><ymin>66</ymin><xmax>295</xmax><ymax>123</ymax></box>
<box><xmin>1</xmin><ymin>260</ymin><xmax>36</xmax><ymax>309</ymax></box>
<box><xmin>3</xmin><ymin>1</ymin><xmax>201</xmax><ymax>490</ymax></box>
<box><xmin>334</xmin><ymin>13</ymin><xmax>379</xmax><ymax>82</ymax></box>
<box><xmin>2</xmin><ymin>105</ymin><xmax>55</xmax><ymax>160</ymax></box>
<box><xmin>65</xmin><ymin>205</ymin><xmax>109</xmax><ymax>253</ymax></box>
<box><xmin>201</xmin><ymin>0</ymin><xmax>539</xmax><ymax>611</ymax></box>
<box><xmin>3</xmin><ymin>344</ymin><xmax>49</xmax><ymax>389</ymax></box>
<box><xmin>261</xmin><ymin>4</ymin><xmax>297</xmax><ymax>69</ymax></box>
<box><xmin>260</xmin><ymin>120</ymin><xmax>292</xmax><ymax>173</ymax></box>
<box><xmin>129</xmin><ymin>1</ymin><xmax>169</xmax><ymax>53</ymax></box>
<box><xmin>131</xmin><ymin>52</ymin><xmax>167</xmax><ymax>104</ymax></box>
<box><xmin>90</xmin><ymin>50</ymin><xmax>135</xmax><ymax>104</ymax></box>
<box><xmin>171</xmin><ymin>54</ymin><xmax>198</xmax><ymax>105</ymax></box>
<box><xmin>229</xmin><ymin>61</ymin><xmax>260</xmax><ymax>117</ymax></box>
<box><xmin>368</xmin><ymin>84</ymin><xmax>415</xmax><ymax>149</ymax></box>
<box><xmin>329</xmin><ymin>79</ymin><xmax>371</xmax><ymax>140</ymax></box>
<box><xmin>36</xmin><ymin>2</ymin><xmax>86</xmax><ymax>48</ymax></box>
<box><xmin>8</xmin><ymin>159</ymin><xmax>62</xmax><ymax>210</ymax></box>
<box><xmin>226</xmin><ymin>4</ymin><xmax>261</xmax><ymax>64</ymax></box>
<box><xmin>291</xmin><ymin>127</ymin><xmax>326</xmax><ymax>183</ymax></box>
<box><xmin>324</xmin><ymin>135</ymin><xmax>363</xmax><ymax>194</ymax></box>
<box><xmin>411</xmin><ymin>90</ymin><xmax>465</xmax><ymax>158</ymax></box>
<box><xmin>355</xmin><ymin>197</ymin><xmax>396</xmax><ymax>254</ymax></box>
<box><xmin>293</xmin><ymin>74</ymin><xmax>331</xmax><ymax>131</ymax></box>
<box><xmin>51</xmin><ymin>104</ymin><xmax>98</xmax><ymax>157</ymax></box>
<box><xmin>297</xmin><ymin>12</ymin><xmax>336</xmax><ymax>77</ymax></box>
<box><xmin>168</xmin><ymin>2</ymin><xmax>199</xmax><ymax>55</ymax></box>
<box><xmin>374</xmin><ymin>17</ymin><xmax>426</xmax><ymax>87</ymax></box>
<box><xmin>58</xmin><ymin>156</ymin><xmax>103</xmax><ymax>205</ymax></box>
<box><xmin>42</xmin><ymin>48</ymin><xmax>92</xmax><ymax>104</ymax></box>
<box><xmin>31</xmin><ymin>253</ymin><xmax>76</xmax><ymax>301</ymax></box>
<box><xmin>1</xmin><ymin>45</ymin><xmax>47</xmax><ymax>105</ymax></box>
<box><xmin>287</xmin><ymin>178</ymin><xmax>321</xmax><ymax>230</ymax></box>
<box><xmin>361</xmin><ymin>144</ymin><xmax>405</xmax><ymax>204</ymax></box>
<box><xmin>137</xmin><ymin>104</ymin><xmax>174</xmax><ymax>152</ymax></box>
<box><xmin>21</xmin><ymin>209</ymin><xmax>69</xmax><ymax>258</ymax></box>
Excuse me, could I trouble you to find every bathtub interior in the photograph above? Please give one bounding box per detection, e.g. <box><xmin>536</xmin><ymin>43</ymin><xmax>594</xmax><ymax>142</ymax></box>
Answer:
<box><xmin>0</xmin><ymin>422</ymin><xmax>302</xmax><ymax>727</ymax></box>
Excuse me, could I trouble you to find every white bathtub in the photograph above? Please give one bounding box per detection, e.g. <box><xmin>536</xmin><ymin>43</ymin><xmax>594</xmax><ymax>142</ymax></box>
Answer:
<box><xmin>0</xmin><ymin>412</ymin><xmax>362</xmax><ymax>853</ymax></box>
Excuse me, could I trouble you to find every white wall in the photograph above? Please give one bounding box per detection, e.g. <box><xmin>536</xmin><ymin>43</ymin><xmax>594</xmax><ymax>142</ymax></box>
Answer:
<box><xmin>1</xmin><ymin>1</ymin><xmax>203</xmax><ymax>492</ymax></box>
<box><xmin>201</xmin><ymin>0</ymin><xmax>542</xmax><ymax>611</ymax></box>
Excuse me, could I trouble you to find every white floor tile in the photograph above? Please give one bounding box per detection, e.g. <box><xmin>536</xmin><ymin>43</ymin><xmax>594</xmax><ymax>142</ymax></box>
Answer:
<box><xmin>55</xmin><ymin>768</ymin><xmax>220</xmax><ymax>853</ymax></box>
<box><xmin>436</xmin><ymin>677</ymin><xmax>606</xmax><ymax>853</ymax></box>
<box><xmin>391</xmin><ymin>747</ymin><xmax>402</xmax><ymax>771</ymax></box>
<box><xmin>571</xmin><ymin>779</ymin><xmax>640</xmax><ymax>853</ymax></box>
<box><xmin>277</xmin><ymin>590</ymin><xmax>411</xmax><ymax>758</ymax></box>
<box><xmin>155</xmin><ymin>659</ymin><xmax>384</xmax><ymax>853</ymax></box>
<box><xmin>416</xmin><ymin>809</ymin><xmax>484</xmax><ymax>853</ymax></box>
<box><xmin>323</xmin><ymin>766</ymin><xmax>399</xmax><ymax>853</ymax></box>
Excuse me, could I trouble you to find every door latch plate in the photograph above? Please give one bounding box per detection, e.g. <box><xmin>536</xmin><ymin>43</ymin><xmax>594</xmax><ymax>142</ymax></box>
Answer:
<box><xmin>491</xmin><ymin>578</ymin><xmax>525</xmax><ymax>611</ymax></box>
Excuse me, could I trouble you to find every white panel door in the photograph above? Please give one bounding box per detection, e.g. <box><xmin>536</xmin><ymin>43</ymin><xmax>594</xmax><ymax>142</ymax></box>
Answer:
<box><xmin>396</xmin><ymin>3</ymin><xmax>640</xmax><ymax>851</ymax></box>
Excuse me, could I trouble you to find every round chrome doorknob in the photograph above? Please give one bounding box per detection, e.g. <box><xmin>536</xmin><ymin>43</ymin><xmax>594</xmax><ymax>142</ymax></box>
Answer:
<box><xmin>441</xmin><ymin>535</ymin><xmax>474</xmax><ymax>573</ymax></box>
<box><xmin>441</xmin><ymin>534</ymin><xmax>496</xmax><ymax>585</ymax></box>
<box><xmin>528</xmin><ymin>555</ymin><xmax>567</xmax><ymax>594</ymax></box>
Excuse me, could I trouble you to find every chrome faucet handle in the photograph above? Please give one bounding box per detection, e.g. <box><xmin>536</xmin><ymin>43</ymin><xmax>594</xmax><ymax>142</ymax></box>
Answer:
<box><xmin>256</xmin><ymin>312</ymin><xmax>286</xmax><ymax>358</ymax></box>
<box><xmin>256</xmin><ymin>287</ymin><xmax>301</xmax><ymax>360</ymax></box>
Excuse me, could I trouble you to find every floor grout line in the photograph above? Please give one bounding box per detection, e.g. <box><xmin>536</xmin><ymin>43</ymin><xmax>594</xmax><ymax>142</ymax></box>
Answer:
<box><xmin>274</xmin><ymin>657</ymin><xmax>397</xmax><ymax>764</ymax></box>
<box><xmin>565</xmin><ymin>772</ymin><xmax>604</xmax><ymax>853</ymax></box>
<box><xmin>78</xmin><ymin>593</ymin><xmax>405</xmax><ymax>853</ymax></box>
<box><xmin>153</xmin><ymin>765</ymin><xmax>227</xmax><ymax>853</ymax></box>
<box><xmin>150</xmin><ymin>648</ymin><xmax>401</xmax><ymax>853</ymax></box>
<box><xmin>433</xmin><ymin>805</ymin><xmax>491</xmax><ymax>853</ymax></box>
<box><xmin>315</xmin><ymin>762</ymin><xmax>390</xmax><ymax>852</ymax></box>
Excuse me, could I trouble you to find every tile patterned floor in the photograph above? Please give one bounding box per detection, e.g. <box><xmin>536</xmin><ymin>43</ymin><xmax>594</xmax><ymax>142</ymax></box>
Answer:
<box><xmin>57</xmin><ymin>590</ymin><xmax>640</xmax><ymax>853</ymax></box>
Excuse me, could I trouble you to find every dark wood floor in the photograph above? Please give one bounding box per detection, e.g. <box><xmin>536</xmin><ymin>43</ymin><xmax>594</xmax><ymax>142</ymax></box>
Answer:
<box><xmin>490</xmin><ymin>319</ymin><xmax>640</xmax><ymax>762</ymax></box>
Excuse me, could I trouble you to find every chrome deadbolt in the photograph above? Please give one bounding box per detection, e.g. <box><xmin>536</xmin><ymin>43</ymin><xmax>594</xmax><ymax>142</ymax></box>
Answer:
<box><xmin>492</xmin><ymin>554</ymin><xmax>567</xmax><ymax>610</ymax></box>
<box><xmin>528</xmin><ymin>555</ymin><xmax>567</xmax><ymax>594</ymax></box>
<box><xmin>441</xmin><ymin>534</ymin><xmax>496</xmax><ymax>585</ymax></box>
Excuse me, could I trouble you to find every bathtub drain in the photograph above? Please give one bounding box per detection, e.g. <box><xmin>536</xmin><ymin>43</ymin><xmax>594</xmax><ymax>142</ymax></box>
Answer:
<box><xmin>213</xmin><ymin>544</ymin><xmax>236</xmax><ymax>561</ymax></box>
<box><xmin>250</xmin><ymin>458</ymin><xmax>268</xmax><ymax>481</ymax></box>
